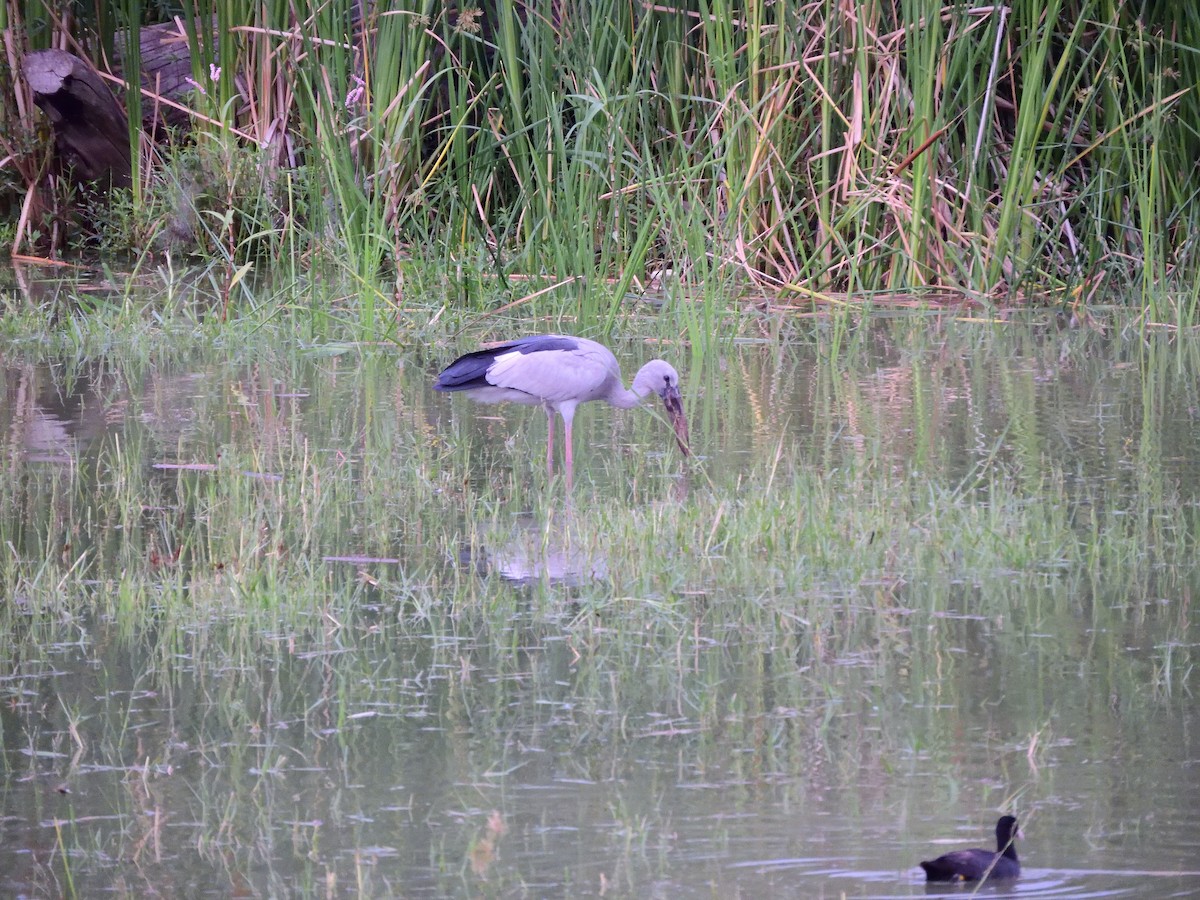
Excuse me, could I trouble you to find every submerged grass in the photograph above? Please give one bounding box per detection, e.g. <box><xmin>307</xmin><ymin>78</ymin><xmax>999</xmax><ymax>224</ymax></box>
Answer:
<box><xmin>0</xmin><ymin>313</ymin><xmax>1196</xmax><ymax>892</ymax></box>
<box><xmin>2</xmin><ymin>324</ymin><xmax>1194</xmax><ymax>695</ymax></box>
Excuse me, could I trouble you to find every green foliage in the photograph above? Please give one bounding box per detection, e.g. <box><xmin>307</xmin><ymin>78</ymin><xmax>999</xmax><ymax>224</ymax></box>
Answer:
<box><xmin>84</xmin><ymin>135</ymin><xmax>306</xmax><ymax>261</ymax></box>
<box><xmin>4</xmin><ymin>0</ymin><xmax>1200</xmax><ymax>321</ymax></box>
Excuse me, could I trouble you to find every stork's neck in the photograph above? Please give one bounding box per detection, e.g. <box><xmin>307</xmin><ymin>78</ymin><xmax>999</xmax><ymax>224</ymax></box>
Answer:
<box><xmin>606</xmin><ymin>383</ymin><xmax>644</xmax><ymax>409</ymax></box>
<box><xmin>608</xmin><ymin>360</ymin><xmax>670</xmax><ymax>409</ymax></box>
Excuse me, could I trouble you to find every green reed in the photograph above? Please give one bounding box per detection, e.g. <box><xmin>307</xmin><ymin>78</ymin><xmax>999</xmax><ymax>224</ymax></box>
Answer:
<box><xmin>7</xmin><ymin>0</ymin><xmax>1200</xmax><ymax>328</ymax></box>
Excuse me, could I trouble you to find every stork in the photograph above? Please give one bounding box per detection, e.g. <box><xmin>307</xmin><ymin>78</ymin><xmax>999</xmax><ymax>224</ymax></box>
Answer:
<box><xmin>434</xmin><ymin>335</ymin><xmax>690</xmax><ymax>487</ymax></box>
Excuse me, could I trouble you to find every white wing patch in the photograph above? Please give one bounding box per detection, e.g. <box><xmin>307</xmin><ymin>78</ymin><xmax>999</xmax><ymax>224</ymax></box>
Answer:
<box><xmin>487</xmin><ymin>345</ymin><xmax>619</xmax><ymax>406</ymax></box>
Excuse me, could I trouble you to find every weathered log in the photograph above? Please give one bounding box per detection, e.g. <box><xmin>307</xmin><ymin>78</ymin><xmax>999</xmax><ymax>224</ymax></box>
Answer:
<box><xmin>125</xmin><ymin>18</ymin><xmax>209</xmax><ymax>132</ymax></box>
<box><xmin>22</xmin><ymin>6</ymin><xmax>505</xmax><ymax>200</ymax></box>
<box><xmin>22</xmin><ymin>48</ymin><xmax>132</xmax><ymax>191</ymax></box>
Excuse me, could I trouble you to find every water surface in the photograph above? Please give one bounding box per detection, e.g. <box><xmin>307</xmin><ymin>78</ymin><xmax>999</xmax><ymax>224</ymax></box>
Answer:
<box><xmin>1</xmin><ymin>313</ymin><xmax>1197</xmax><ymax>897</ymax></box>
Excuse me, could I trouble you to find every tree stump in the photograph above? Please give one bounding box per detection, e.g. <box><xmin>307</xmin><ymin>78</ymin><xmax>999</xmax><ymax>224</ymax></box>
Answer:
<box><xmin>22</xmin><ymin>49</ymin><xmax>132</xmax><ymax>191</ymax></box>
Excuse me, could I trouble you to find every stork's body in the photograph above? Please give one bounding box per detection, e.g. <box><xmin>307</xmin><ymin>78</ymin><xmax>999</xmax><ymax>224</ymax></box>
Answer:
<box><xmin>433</xmin><ymin>335</ymin><xmax>689</xmax><ymax>486</ymax></box>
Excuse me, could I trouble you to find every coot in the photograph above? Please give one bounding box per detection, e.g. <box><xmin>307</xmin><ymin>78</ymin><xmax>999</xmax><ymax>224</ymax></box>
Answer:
<box><xmin>919</xmin><ymin>815</ymin><xmax>1020</xmax><ymax>882</ymax></box>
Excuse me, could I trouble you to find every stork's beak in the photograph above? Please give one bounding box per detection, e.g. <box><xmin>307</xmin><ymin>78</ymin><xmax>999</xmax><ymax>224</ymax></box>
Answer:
<box><xmin>661</xmin><ymin>385</ymin><xmax>690</xmax><ymax>456</ymax></box>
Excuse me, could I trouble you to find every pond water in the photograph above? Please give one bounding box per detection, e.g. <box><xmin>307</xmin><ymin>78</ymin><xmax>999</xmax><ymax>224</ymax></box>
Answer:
<box><xmin>1</xmin><ymin>311</ymin><xmax>1198</xmax><ymax>897</ymax></box>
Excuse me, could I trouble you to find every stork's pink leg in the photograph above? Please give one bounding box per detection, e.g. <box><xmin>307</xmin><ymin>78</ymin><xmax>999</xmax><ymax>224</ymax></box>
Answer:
<box><xmin>563</xmin><ymin>417</ymin><xmax>574</xmax><ymax>490</ymax></box>
<box><xmin>544</xmin><ymin>406</ymin><xmax>555</xmax><ymax>476</ymax></box>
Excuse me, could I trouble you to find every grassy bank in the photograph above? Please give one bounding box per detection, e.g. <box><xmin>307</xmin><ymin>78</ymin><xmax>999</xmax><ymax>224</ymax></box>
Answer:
<box><xmin>3</xmin><ymin>0</ymin><xmax>1200</xmax><ymax>331</ymax></box>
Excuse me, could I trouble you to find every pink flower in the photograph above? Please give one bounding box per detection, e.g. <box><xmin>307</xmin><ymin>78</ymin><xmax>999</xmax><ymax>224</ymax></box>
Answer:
<box><xmin>346</xmin><ymin>74</ymin><xmax>366</xmax><ymax>109</ymax></box>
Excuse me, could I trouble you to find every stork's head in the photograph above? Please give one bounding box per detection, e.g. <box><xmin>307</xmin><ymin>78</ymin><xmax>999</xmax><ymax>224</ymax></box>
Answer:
<box><xmin>633</xmin><ymin>360</ymin><xmax>690</xmax><ymax>456</ymax></box>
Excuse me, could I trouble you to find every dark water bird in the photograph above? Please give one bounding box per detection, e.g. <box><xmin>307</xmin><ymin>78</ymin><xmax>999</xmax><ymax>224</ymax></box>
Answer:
<box><xmin>433</xmin><ymin>335</ymin><xmax>690</xmax><ymax>487</ymax></box>
<box><xmin>919</xmin><ymin>816</ymin><xmax>1020</xmax><ymax>882</ymax></box>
